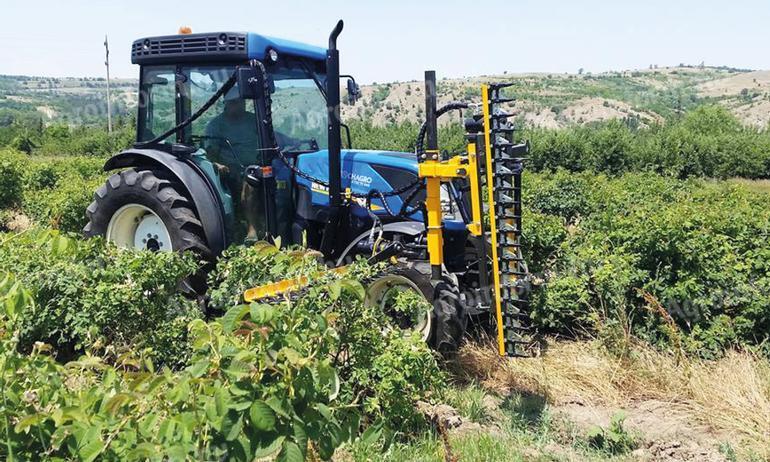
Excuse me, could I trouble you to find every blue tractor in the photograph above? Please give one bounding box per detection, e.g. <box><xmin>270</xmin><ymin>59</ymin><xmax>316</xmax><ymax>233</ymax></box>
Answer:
<box><xmin>85</xmin><ymin>21</ymin><xmax>531</xmax><ymax>355</ymax></box>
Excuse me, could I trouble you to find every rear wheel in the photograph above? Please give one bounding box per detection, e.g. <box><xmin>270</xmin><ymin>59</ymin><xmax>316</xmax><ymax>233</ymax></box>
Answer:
<box><xmin>84</xmin><ymin>169</ymin><xmax>212</xmax><ymax>291</ymax></box>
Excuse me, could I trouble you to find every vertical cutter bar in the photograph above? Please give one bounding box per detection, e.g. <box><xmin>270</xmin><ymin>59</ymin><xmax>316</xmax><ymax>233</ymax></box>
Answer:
<box><xmin>481</xmin><ymin>85</ymin><xmax>506</xmax><ymax>357</ymax></box>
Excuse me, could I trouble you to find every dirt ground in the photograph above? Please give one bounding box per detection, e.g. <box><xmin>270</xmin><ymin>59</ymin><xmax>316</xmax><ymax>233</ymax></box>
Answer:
<box><xmin>555</xmin><ymin>400</ymin><xmax>731</xmax><ymax>461</ymax></box>
<box><xmin>454</xmin><ymin>340</ymin><xmax>768</xmax><ymax>461</ymax></box>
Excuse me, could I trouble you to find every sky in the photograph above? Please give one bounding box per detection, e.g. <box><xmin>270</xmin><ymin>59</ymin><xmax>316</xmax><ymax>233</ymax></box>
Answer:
<box><xmin>0</xmin><ymin>0</ymin><xmax>768</xmax><ymax>84</ymax></box>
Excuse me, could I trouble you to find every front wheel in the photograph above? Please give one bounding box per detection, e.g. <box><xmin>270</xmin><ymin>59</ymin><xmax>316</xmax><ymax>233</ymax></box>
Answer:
<box><xmin>365</xmin><ymin>262</ymin><xmax>467</xmax><ymax>353</ymax></box>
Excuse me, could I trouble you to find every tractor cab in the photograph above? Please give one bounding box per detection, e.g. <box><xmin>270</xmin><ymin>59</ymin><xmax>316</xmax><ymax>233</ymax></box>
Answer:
<box><xmin>132</xmin><ymin>31</ymin><xmax>332</xmax><ymax>245</ymax></box>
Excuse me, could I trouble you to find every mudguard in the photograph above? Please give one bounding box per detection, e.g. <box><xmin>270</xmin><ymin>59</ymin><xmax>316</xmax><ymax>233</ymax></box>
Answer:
<box><xmin>103</xmin><ymin>148</ymin><xmax>228</xmax><ymax>255</ymax></box>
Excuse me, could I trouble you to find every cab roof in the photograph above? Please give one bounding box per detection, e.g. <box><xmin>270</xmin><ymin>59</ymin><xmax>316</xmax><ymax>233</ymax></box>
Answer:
<box><xmin>131</xmin><ymin>31</ymin><xmax>326</xmax><ymax>65</ymax></box>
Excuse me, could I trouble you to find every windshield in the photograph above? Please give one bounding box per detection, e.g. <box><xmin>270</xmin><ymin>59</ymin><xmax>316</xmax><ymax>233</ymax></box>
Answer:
<box><xmin>138</xmin><ymin>61</ymin><xmax>327</xmax><ymax>156</ymax></box>
<box><xmin>269</xmin><ymin>59</ymin><xmax>328</xmax><ymax>153</ymax></box>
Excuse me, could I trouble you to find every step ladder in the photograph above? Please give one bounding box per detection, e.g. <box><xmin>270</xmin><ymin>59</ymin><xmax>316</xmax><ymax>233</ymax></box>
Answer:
<box><xmin>481</xmin><ymin>83</ymin><xmax>532</xmax><ymax>357</ymax></box>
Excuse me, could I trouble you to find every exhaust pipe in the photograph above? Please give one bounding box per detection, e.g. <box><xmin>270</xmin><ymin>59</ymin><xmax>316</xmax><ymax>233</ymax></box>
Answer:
<box><xmin>320</xmin><ymin>20</ymin><xmax>344</xmax><ymax>258</ymax></box>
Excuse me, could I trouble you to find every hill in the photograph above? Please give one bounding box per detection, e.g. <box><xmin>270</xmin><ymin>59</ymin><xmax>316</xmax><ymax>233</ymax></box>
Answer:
<box><xmin>0</xmin><ymin>74</ymin><xmax>136</xmax><ymax>125</ymax></box>
<box><xmin>1</xmin><ymin>65</ymin><xmax>768</xmax><ymax>130</ymax></box>
<box><xmin>341</xmin><ymin>65</ymin><xmax>770</xmax><ymax>129</ymax></box>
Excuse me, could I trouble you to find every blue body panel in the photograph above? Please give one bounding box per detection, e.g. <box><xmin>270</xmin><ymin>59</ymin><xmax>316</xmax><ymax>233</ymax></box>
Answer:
<box><xmin>295</xmin><ymin>149</ymin><xmax>466</xmax><ymax>230</ymax></box>
<box><xmin>247</xmin><ymin>33</ymin><xmax>326</xmax><ymax>62</ymax></box>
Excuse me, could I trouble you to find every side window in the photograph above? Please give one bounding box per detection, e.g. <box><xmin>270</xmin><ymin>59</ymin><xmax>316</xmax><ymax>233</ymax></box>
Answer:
<box><xmin>188</xmin><ymin>68</ymin><xmax>229</xmax><ymax>138</ymax></box>
<box><xmin>138</xmin><ymin>66</ymin><xmax>176</xmax><ymax>142</ymax></box>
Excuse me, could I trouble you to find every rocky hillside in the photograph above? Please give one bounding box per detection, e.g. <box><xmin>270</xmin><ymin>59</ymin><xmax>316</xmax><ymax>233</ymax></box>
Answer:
<box><xmin>341</xmin><ymin>66</ymin><xmax>770</xmax><ymax>129</ymax></box>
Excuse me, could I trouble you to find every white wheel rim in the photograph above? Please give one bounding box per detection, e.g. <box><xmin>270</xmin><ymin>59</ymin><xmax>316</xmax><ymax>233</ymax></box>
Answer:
<box><xmin>365</xmin><ymin>275</ymin><xmax>433</xmax><ymax>341</ymax></box>
<box><xmin>106</xmin><ymin>204</ymin><xmax>173</xmax><ymax>252</ymax></box>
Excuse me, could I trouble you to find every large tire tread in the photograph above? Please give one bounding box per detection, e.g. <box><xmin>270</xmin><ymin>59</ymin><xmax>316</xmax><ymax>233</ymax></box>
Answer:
<box><xmin>382</xmin><ymin>261</ymin><xmax>468</xmax><ymax>354</ymax></box>
<box><xmin>84</xmin><ymin>169</ymin><xmax>213</xmax><ymax>294</ymax></box>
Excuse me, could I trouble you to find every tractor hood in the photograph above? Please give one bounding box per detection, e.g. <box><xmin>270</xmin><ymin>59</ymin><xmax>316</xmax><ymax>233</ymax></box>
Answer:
<box><xmin>294</xmin><ymin>149</ymin><xmax>421</xmax><ymax>217</ymax></box>
<box><xmin>296</xmin><ymin>149</ymin><xmax>419</xmax><ymax>192</ymax></box>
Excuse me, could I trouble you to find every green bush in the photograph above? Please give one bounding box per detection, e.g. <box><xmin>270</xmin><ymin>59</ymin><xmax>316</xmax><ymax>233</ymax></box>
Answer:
<box><xmin>0</xmin><ymin>154</ymin><xmax>106</xmax><ymax>232</ymax></box>
<box><xmin>528</xmin><ymin>171</ymin><xmax>770</xmax><ymax>357</ymax></box>
<box><xmin>0</xmin><ymin>231</ymin><xmax>201</xmax><ymax>365</ymax></box>
<box><xmin>0</xmin><ymin>150</ymin><xmax>23</xmax><ymax>208</ymax></box>
<box><xmin>209</xmin><ymin>243</ymin><xmax>445</xmax><ymax>435</ymax></box>
<box><xmin>22</xmin><ymin>174</ymin><xmax>102</xmax><ymax>233</ymax></box>
<box><xmin>0</xmin><ymin>272</ymin><xmax>344</xmax><ymax>461</ymax></box>
<box><xmin>524</xmin><ymin>105</ymin><xmax>770</xmax><ymax>179</ymax></box>
<box><xmin>0</xmin><ymin>241</ymin><xmax>445</xmax><ymax>461</ymax></box>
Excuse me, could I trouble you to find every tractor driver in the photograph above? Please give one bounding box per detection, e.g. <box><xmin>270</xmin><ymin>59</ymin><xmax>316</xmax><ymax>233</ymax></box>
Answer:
<box><xmin>204</xmin><ymin>87</ymin><xmax>265</xmax><ymax>240</ymax></box>
<box><xmin>204</xmin><ymin>86</ymin><xmax>295</xmax><ymax>243</ymax></box>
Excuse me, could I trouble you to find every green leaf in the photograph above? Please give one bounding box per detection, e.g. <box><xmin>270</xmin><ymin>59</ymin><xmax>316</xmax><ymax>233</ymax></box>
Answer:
<box><xmin>250</xmin><ymin>303</ymin><xmax>276</xmax><ymax>325</ymax></box>
<box><xmin>277</xmin><ymin>440</ymin><xmax>304</xmax><ymax>462</ymax></box>
<box><xmin>340</xmin><ymin>279</ymin><xmax>366</xmax><ymax>300</ymax></box>
<box><xmin>78</xmin><ymin>426</ymin><xmax>105</xmax><ymax>462</ymax></box>
<box><xmin>138</xmin><ymin>413</ymin><xmax>160</xmax><ymax>437</ymax></box>
<box><xmin>249</xmin><ymin>400</ymin><xmax>277</xmax><ymax>431</ymax></box>
<box><xmin>318</xmin><ymin>432</ymin><xmax>336</xmax><ymax>460</ymax></box>
<box><xmin>189</xmin><ymin>319</ymin><xmax>211</xmax><ymax>350</ymax></box>
<box><xmin>221</xmin><ymin>411</ymin><xmax>243</xmax><ymax>442</ymax></box>
<box><xmin>13</xmin><ymin>413</ymin><xmax>45</xmax><ymax>434</ymax></box>
<box><xmin>265</xmin><ymin>396</ymin><xmax>291</xmax><ymax>420</ymax></box>
<box><xmin>360</xmin><ymin>421</ymin><xmax>383</xmax><ymax>446</ymax></box>
<box><xmin>188</xmin><ymin>358</ymin><xmax>210</xmax><ymax>378</ymax></box>
<box><xmin>253</xmin><ymin>435</ymin><xmax>285</xmax><ymax>458</ymax></box>
<box><xmin>222</xmin><ymin>304</ymin><xmax>250</xmax><ymax>332</ymax></box>
<box><xmin>104</xmin><ymin>392</ymin><xmax>133</xmax><ymax>415</ymax></box>
<box><xmin>129</xmin><ymin>442</ymin><xmax>158</xmax><ymax>459</ymax></box>
<box><xmin>315</xmin><ymin>403</ymin><xmax>333</xmax><ymax>421</ymax></box>
<box><xmin>328</xmin><ymin>281</ymin><xmax>342</xmax><ymax>301</ymax></box>
<box><xmin>280</xmin><ymin>347</ymin><xmax>308</xmax><ymax>367</ymax></box>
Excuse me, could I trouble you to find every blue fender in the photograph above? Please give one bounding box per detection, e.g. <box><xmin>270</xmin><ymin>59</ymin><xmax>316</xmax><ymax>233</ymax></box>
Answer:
<box><xmin>103</xmin><ymin>149</ymin><xmax>228</xmax><ymax>256</ymax></box>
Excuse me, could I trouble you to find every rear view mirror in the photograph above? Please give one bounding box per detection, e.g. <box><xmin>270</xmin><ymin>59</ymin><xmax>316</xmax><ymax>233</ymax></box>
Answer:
<box><xmin>346</xmin><ymin>77</ymin><xmax>361</xmax><ymax>105</ymax></box>
<box><xmin>236</xmin><ymin>66</ymin><xmax>261</xmax><ymax>99</ymax></box>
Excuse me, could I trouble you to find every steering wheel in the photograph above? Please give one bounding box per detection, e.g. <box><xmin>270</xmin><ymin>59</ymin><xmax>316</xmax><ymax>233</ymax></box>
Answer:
<box><xmin>281</xmin><ymin>137</ymin><xmax>319</xmax><ymax>153</ymax></box>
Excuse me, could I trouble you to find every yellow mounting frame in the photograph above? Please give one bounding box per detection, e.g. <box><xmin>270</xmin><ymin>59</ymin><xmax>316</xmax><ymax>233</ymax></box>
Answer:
<box><xmin>417</xmin><ymin>136</ymin><xmax>486</xmax><ymax>270</ymax></box>
<box><xmin>481</xmin><ymin>84</ymin><xmax>507</xmax><ymax>357</ymax></box>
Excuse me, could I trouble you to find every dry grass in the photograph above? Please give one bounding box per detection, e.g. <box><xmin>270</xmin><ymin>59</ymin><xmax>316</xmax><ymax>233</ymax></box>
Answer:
<box><xmin>456</xmin><ymin>338</ymin><xmax>770</xmax><ymax>456</ymax></box>
<box><xmin>728</xmin><ymin>178</ymin><xmax>770</xmax><ymax>194</ymax></box>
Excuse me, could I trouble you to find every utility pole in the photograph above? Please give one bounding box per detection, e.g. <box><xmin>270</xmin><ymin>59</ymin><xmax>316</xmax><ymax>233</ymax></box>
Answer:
<box><xmin>104</xmin><ymin>35</ymin><xmax>113</xmax><ymax>133</ymax></box>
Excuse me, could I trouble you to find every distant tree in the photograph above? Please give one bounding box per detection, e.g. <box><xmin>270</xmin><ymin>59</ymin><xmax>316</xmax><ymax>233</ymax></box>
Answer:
<box><xmin>10</xmin><ymin>132</ymin><xmax>36</xmax><ymax>154</ymax></box>
<box><xmin>578</xmin><ymin>68</ymin><xmax>584</xmax><ymax>75</ymax></box>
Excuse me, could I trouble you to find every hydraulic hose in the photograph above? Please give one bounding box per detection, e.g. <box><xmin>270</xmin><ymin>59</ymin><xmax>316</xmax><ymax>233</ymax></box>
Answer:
<box><xmin>414</xmin><ymin>102</ymin><xmax>469</xmax><ymax>159</ymax></box>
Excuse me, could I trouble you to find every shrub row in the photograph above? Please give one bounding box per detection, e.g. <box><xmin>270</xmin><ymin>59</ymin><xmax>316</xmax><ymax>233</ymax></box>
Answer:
<box><xmin>0</xmin><ymin>121</ymin><xmax>134</xmax><ymax>157</ymax></box>
<box><xmin>350</xmin><ymin>105</ymin><xmax>770</xmax><ymax>180</ymax></box>
<box><xmin>527</xmin><ymin>106</ymin><xmax>770</xmax><ymax>179</ymax></box>
<box><xmin>0</xmin><ymin>230</ymin><xmax>201</xmax><ymax>365</ymax></box>
<box><xmin>524</xmin><ymin>170</ymin><xmax>770</xmax><ymax>358</ymax></box>
<box><xmin>0</xmin><ymin>235</ymin><xmax>444</xmax><ymax>460</ymax></box>
<box><xmin>0</xmin><ymin>149</ymin><xmax>104</xmax><ymax>233</ymax></box>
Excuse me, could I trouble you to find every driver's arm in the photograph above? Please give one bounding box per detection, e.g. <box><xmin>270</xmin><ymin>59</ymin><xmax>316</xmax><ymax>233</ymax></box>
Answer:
<box><xmin>204</xmin><ymin>120</ymin><xmax>229</xmax><ymax>174</ymax></box>
<box><xmin>274</xmin><ymin>130</ymin><xmax>299</xmax><ymax>151</ymax></box>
